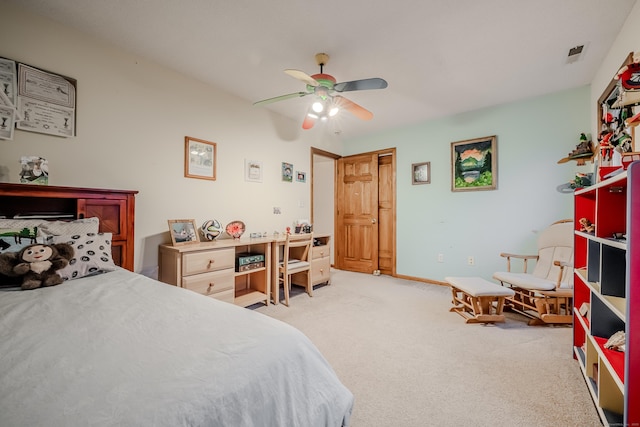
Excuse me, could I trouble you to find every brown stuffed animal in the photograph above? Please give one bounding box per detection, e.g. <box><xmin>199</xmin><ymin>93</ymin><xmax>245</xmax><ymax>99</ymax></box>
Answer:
<box><xmin>579</xmin><ymin>218</ymin><xmax>595</xmax><ymax>234</ymax></box>
<box><xmin>12</xmin><ymin>243</ymin><xmax>74</xmax><ymax>290</ymax></box>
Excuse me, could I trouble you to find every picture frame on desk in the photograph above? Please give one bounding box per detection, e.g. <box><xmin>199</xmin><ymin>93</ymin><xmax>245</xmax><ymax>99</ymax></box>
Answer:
<box><xmin>185</xmin><ymin>136</ymin><xmax>216</xmax><ymax>180</ymax></box>
<box><xmin>168</xmin><ymin>219</ymin><xmax>199</xmax><ymax>246</ymax></box>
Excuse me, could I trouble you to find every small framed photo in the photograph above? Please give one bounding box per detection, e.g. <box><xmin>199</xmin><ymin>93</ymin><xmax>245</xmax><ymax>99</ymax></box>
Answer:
<box><xmin>296</xmin><ymin>171</ymin><xmax>306</xmax><ymax>182</ymax></box>
<box><xmin>412</xmin><ymin>162</ymin><xmax>430</xmax><ymax>185</ymax></box>
<box><xmin>245</xmin><ymin>159</ymin><xmax>263</xmax><ymax>183</ymax></box>
<box><xmin>282</xmin><ymin>162</ymin><xmax>293</xmax><ymax>182</ymax></box>
<box><xmin>185</xmin><ymin>136</ymin><xmax>216</xmax><ymax>180</ymax></box>
<box><xmin>167</xmin><ymin>219</ymin><xmax>199</xmax><ymax>246</ymax></box>
<box><xmin>451</xmin><ymin>135</ymin><xmax>497</xmax><ymax>192</ymax></box>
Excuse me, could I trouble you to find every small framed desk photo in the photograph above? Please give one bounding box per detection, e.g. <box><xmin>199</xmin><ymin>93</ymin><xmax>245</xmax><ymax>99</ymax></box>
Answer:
<box><xmin>412</xmin><ymin>162</ymin><xmax>431</xmax><ymax>185</ymax></box>
<box><xmin>168</xmin><ymin>219</ymin><xmax>200</xmax><ymax>245</ymax></box>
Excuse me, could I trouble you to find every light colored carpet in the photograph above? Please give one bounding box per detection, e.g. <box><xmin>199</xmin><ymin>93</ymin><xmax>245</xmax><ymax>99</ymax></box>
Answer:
<box><xmin>256</xmin><ymin>269</ymin><xmax>600</xmax><ymax>427</ymax></box>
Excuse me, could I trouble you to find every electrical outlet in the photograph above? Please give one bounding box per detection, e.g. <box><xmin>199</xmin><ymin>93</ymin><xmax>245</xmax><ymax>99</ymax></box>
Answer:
<box><xmin>467</xmin><ymin>256</ymin><xmax>475</xmax><ymax>266</ymax></box>
<box><xmin>437</xmin><ymin>254</ymin><xmax>444</xmax><ymax>263</ymax></box>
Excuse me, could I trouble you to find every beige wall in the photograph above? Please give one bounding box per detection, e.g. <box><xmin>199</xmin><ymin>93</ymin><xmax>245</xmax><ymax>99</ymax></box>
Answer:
<box><xmin>591</xmin><ymin>2</ymin><xmax>640</xmax><ymax>141</ymax></box>
<box><xmin>0</xmin><ymin>4</ymin><xmax>341</xmax><ymax>275</ymax></box>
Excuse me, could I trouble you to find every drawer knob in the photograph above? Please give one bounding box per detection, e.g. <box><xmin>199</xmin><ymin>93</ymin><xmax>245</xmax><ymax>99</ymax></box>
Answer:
<box><xmin>207</xmin><ymin>283</ymin><xmax>214</xmax><ymax>292</ymax></box>
<box><xmin>208</xmin><ymin>259</ymin><xmax>215</xmax><ymax>267</ymax></box>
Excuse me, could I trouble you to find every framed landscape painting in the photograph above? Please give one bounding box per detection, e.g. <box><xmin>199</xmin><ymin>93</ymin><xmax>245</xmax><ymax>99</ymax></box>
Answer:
<box><xmin>451</xmin><ymin>135</ymin><xmax>497</xmax><ymax>192</ymax></box>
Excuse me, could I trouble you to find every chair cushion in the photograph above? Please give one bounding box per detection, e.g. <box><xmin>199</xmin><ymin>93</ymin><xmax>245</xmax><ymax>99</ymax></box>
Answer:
<box><xmin>493</xmin><ymin>271</ymin><xmax>558</xmax><ymax>291</ymax></box>
<box><xmin>280</xmin><ymin>259</ymin><xmax>310</xmax><ymax>272</ymax></box>
<box><xmin>445</xmin><ymin>276</ymin><xmax>515</xmax><ymax>297</ymax></box>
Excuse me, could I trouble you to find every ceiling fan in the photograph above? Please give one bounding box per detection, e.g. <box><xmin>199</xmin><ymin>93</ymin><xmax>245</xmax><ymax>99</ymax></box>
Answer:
<box><xmin>253</xmin><ymin>53</ymin><xmax>388</xmax><ymax>129</ymax></box>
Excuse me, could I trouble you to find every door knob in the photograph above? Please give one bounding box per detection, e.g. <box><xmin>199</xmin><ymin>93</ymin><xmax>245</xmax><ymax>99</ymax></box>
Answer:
<box><xmin>371</xmin><ymin>218</ymin><xmax>377</xmax><ymax>224</ymax></box>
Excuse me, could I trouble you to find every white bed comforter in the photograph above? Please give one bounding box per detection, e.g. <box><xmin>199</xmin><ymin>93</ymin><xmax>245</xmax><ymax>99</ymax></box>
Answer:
<box><xmin>0</xmin><ymin>269</ymin><xmax>353</xmax><ymax>427</ymax></box>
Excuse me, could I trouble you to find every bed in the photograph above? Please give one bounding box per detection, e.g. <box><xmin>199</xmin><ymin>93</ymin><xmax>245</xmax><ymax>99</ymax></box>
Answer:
<box><xmin>0</xmin><ymin>184</ymin><xmax>353</xmax><ymax>426</ymax></box>
<box><xmin>0</xmin><ymin>267</ymin><xmax>354</xmax><ymax>426</ymax></box>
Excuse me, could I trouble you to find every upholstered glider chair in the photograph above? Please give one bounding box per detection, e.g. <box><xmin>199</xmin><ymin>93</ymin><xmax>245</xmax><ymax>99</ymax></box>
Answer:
<box><xmin>492</xmin><ymin>219</ymin><xmax>574</xmax><ymax>325</ymax></box>
<box><xmin>278</xmin><ymin>233</ymin><xmax>313</xmax><ymax>306</ymax></box>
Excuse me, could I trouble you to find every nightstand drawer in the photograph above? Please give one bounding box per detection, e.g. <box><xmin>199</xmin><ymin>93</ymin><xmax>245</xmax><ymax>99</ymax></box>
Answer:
<box><xmin>183</xmin><ymin>269</ymin><xmax>234</xmax><ymax>296</ymax></box>
<box><xmin>312</xmin><ymin>245</ymin><xmax>329</xmax><ymax>260</ymax></box>
<box><xmin>312</xmin><ymin>257</ymin><xmax>331</xmax><ymax>283</ymax></box>
<box><xmin>183</xmin><ymin>248</ymin><xmax>235</xmax><ymax>276</ymax></box>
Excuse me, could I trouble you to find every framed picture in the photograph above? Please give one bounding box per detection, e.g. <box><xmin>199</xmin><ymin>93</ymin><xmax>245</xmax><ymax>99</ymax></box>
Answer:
<box><xmin>185</xmin><ymin>136</ymin><xmax>216</xmax><ymax>180</ymax></box>
<box><xmin>412</xmin><ymin>162</ymin><xmax>430</xmax><ymax>185</ymax></box>
<box><xmin>167</xmin><ymin>219</ymin><xmax>199</xmax><ymax>245</ymax></box>
<box><xmin>282</xmin><ymin>162</ymin><xmax>293</xmax><ymax>182</ymax></box>
<box><xmin>245</xmin><ymin>159</ymin><xmax>263</xmax><ymax>183</ymax></box>
<box><xmin>296</xmin><ymin>171</ymin><xmax>306</xmax><ymax>182</ymax></box>
<box><xmin>451</xmin><ymin>135</ymin><xmax>497</xmax><ymax>192</ymax></box>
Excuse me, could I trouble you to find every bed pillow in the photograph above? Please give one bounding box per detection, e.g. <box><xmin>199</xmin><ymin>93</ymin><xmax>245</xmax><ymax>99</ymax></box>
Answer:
<box><xmin>0</xmin><ymin>226</ymin><xmax>41</xmax><ymax>254</ymax></box>
<box><xmin>39</xmin><ymin>217</ymin><xmax>100</xmax><ymax>236</ymax></box>
<box><xmin>45</xmin><ymin>232</ymin><xmax>117</xmax><ymax>281</ymax></box>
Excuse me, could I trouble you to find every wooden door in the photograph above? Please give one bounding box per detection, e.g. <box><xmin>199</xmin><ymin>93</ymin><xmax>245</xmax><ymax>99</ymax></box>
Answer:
<box><xmin>336</xmin><ymin>153</ymin><xmax>379</xmax><ymax>273</ymax></box>
<box><xmin>377</xmin><ymin>155</ymin><xmax>394</xmax><ymax>275</ymax></box>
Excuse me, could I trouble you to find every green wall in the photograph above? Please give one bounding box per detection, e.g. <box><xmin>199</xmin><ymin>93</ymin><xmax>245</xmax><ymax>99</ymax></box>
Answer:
<box><xmin>344</xmin><ymin>86</ymin><xmax>590</xmax><ymax>281</ymax></box>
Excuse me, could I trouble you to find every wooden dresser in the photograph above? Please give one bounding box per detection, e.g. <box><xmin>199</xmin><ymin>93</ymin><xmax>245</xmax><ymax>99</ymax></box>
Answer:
<box><xmin>0</xmin><ymin>183</ymin><xmax>137</xmax><ymax>270</ymax></box>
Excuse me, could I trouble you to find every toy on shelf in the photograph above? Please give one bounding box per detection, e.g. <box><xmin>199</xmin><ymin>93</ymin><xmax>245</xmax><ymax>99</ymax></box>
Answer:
<box><xmin>558</xmin><ymin>133</ymin><xmax>596</xmax><ymax>165</ymax></box>
<box><xmin>604</xmin><ymin>331</ymin><xmax>626</xmax><ymax>352</ymax></box>
<box><xmin>570</xmin><ymin>173</ymin><xmax>592</xmax><ymax>189</ymax></box>
<box><xmin>599</xmin><ymin>130</ymin><xmax>615</xmax><ymax>165</ymax></box>
<box><xmin>579</xmin><ymin>218</ymin><xmax>595</xmax><ymax>234</ymax></box>
<box><xmin>612</xmin><ymin>51</ymin><xmax>640</xmax><ymax>108</ymax></box>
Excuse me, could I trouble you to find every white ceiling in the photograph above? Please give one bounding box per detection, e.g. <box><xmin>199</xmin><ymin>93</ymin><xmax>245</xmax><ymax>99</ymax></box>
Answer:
<box><xmin>9</xmin><ymin>0</ymin><xmax>637</xmax><ymax>138</ymax></box>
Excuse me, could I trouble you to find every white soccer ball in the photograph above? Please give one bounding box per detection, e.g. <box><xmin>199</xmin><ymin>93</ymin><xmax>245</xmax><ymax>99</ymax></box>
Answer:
<box><xmin>200</xmin><ymin>219</ymin><xmax>222</xmax><ymax>241</ymax></box>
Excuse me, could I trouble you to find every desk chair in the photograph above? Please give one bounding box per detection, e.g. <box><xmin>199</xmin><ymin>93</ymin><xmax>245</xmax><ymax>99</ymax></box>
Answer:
<box><xmin>279</xmin><ymin>233</ymin><xmax>313</xmax><ymax>306</ymax></box>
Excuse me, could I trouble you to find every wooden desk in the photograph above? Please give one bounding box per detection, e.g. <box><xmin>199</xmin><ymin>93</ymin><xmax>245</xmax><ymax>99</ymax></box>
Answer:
<box><xmin>158</xmin><ymin>233</ymin><xmax>331</xmax><ymax>307</ymax></box>
<box><xmin>159</xmin><ymin>237</ymin><xmax>273</xmax><ymax>307</ymax></box>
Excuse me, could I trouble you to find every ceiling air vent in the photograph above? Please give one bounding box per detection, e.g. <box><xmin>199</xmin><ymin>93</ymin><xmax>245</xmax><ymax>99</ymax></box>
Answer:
<box><xmin>566</xmin><ymin>45</ymin><xmax>585</xmax><ymax>64</ymax></box>
<box><xmin>568</xmin><ymin>45</ymin><xmax>584</xmax><ymax>57</ymax></box>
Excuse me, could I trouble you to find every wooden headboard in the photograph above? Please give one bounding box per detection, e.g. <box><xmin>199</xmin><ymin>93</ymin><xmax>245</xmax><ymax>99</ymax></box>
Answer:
<box><xmin>0</xmin><ymin>183</ymin><xmax>138</xmax><ymax>271</ymax></box>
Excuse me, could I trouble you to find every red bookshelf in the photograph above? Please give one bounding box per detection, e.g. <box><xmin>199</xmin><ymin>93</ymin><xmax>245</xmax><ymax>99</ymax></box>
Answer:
<box><xmin>572</xmin><ymin>162</ymin><xmax>639</xmax><ymax>426</ymax></box>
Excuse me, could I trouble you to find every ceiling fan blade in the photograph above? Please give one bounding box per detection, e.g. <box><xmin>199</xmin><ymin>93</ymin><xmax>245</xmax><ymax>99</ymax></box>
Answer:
<box><xmin>334</xmin><ymin>95</ymin><xmax>373</xmax><ymax>121</ymax></box>
<box><xmin>302</xmin><ymin>114</ymin><xmax>316</xmax><ymax>130</ymax></box>
<box><xmin>284</xmin><ymin>69</ymin><xmax>319</xmax><ymax>87</ymax></box>
<box><xmin>253</xmin><ymin>91</ymin><xmax>309</xmax><ymax>106</ymax></box>
<box><xmin>334</xmin><ymin>78</ymin><xmax>388</xmax><ymax>92</ymax></box>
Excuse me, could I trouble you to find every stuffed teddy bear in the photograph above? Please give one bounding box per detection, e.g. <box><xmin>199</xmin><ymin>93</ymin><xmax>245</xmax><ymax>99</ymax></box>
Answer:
<box><xmin>8</xmin><ymin>243</ymin><xmax>74</xmax><ymax>290</ymax></box>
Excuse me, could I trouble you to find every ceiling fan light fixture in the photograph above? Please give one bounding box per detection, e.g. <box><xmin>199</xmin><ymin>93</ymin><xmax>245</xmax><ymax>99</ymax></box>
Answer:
<box><xmin>312</xmin><ymin>101</ymin><xmax>324</xmax><ymax>113</ymax></box>
<box><xmin>329</xmin><ymin>106</ymin><xmax>339</xmax><ymax>117</ymax></box>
